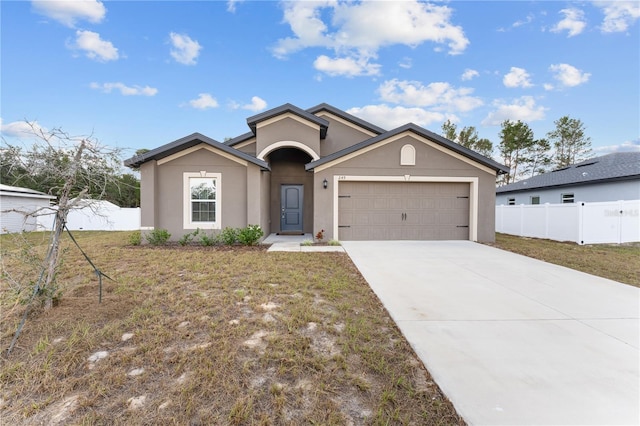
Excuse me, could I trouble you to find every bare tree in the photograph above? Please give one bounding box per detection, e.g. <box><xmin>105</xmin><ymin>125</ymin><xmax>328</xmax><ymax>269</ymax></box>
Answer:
<box><xmin>1</xmin><ymin>122</ymin><xmax>123</xmax><ymax>308</ymax></box>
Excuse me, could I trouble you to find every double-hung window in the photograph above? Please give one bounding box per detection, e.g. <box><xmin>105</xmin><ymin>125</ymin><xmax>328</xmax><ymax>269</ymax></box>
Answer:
<box><xmin>184</xmin><ymin>172</ymin><xmax>221</xmax><ymax>229</ymax></box>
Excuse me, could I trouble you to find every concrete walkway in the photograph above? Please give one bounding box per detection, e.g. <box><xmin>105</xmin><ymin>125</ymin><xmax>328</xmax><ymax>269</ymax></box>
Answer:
<box><xmin>342</xmin><ymin>240</ymin><xmax>639</xmax><ymax>425</ymax></box>
<box><xmin>263</xmin><ymin>233</ymin><xmax>345</xmax><ymax>252</ymax></box>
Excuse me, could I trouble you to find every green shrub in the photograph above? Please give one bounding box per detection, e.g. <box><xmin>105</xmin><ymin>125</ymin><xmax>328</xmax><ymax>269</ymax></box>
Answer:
<box><xmin>328</xmin><ymin>239</ymin><xmax>341</xmax><ymax>246</ymax></box>
<box><xmin>220</xmin><ymin>227</ymin><xmax>239</xmax><ymax>245</ymax></box>
<box><xmin>301</xmin><ymin>239</ymin><xmax>313</xmax><ymax>246</ymax></box>
<box><xmin>200</xmin><ymin>231</ymin><xmax>220</xmax><ymax>246</ymax></box>
<box><xmin>178</xmin><ymin>228</ymin><xmax>200</xmax><ymax>246</ymax></box>
<box><xmin>129</xmin><ymin>231</ymin><xmax>141</xmax><ymax>246</ymax></box>
<box><xmin>145</xmin><ymin>228</ymin><xmax>171</xmax><ymax>246</ymax></box>
<box><xmin>237</xmin><ymin>225</ymin><xmax>264</xmax><ymax>246</ymax></box>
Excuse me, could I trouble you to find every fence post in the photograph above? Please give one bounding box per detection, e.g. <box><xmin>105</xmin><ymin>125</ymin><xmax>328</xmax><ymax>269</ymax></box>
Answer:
<box><xmin>617</xmin><ymin>200</ymin><xmax>623</xmax><ymax>244</ymax></box>
<box><xmin>578</xmin><ymin>202</ymin><xmax>584</xmax><ymax>245</ymax></box>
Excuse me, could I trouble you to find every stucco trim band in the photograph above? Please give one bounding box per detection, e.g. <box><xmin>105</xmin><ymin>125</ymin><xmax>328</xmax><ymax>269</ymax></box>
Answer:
<box><xmin>257</xmin><ymin>141</ymin><xmax>320</xmax><ymax>161</ymax></box>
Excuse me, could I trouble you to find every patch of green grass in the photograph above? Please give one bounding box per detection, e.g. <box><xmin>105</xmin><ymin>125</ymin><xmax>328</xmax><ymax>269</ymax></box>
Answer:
<box><xmin>490</xmin><ymin>233</ymin><xmax>640</xmax><ymax>287</ymax></box>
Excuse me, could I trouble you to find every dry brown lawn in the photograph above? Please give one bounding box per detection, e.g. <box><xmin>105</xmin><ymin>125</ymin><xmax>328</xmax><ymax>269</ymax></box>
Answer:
<box><xmin>0</xmin><ymin>231</ymin><xmax>464</xmax><ymax>425</ymax></box>
<box><xmin>489</xmin><ymin>233</ymin><xmax>640</xmax><ymax>287</ymax></box>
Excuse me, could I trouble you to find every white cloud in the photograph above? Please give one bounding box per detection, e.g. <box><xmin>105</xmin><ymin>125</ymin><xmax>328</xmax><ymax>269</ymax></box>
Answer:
<box><xmin>90</xmin><ymin>82</ymin><xmax>158</xmax><ymax>96</ymax></box>
<box><xmin>70</xmin><ymin>30</ymin><xmax>119</xmax><ymax>62</ymax></box>
<box><xmin>482</xmin><ymin>96</ymin><xmax>547</xmax><ymax>125</ymax></box>
<box><xmin>187</xmin><ymin>93</ymin><xmax>219</xmax><ymax>109</ymax></box>
<box><xmin>313</xmin><ymin>54</ymin><xmax>381</xmax><ymax>77</ymax></box>
<box><xmin>347</xmin><ymin>104</ymin><xmax>449</xmax><ymax>130</ymax></box>
<box><xmin>461</xmin><ymin>69</ymin><xmax>479</xmax><ymax>81</ymax></box>
<box><xmin>512</xmin><ymin>13</ymin><xmax>534</xmax><ymax>28</ymax></box>
<box><xmin>227</xmin><ymin>0</ymin><xmax>244</xmax><ymax>13</ymax></box>
<box><xmin>593</xmin><ymin>1</ymin><xmax>640</xmax><ymax>33</ymax></box>
<box><xmin>32</xmin><ymin>0</ymin><xmax>106</xmax><ymax>27</ymax></box>
<box><xmin>594</xmin><ymin>138</ymin><xmax>640</xmax><ymax>154</ymax></box>
<box><xmin>0</xmin><ymin>118</ymin><xmax>46</xmax><ymax>138</ymax></box>
<box><xmin>273</xmin><ymin>1</ymin><xmax>469</xmax><ymax>76</ymax></box>
<box><xmin>169</xmin><ymin>32</ymin><xmax>202</xmax><ymax>65</ymax></box>
<box><xmin>549</xmin><ymin>63</ymin><xmax>590</xmax><ymax>87</ymax></box>
<box><xmin>378</xmin><ymin>79</ymin><xmax>483</xmax><ymax>112</ymax></box>
<box><xmin>399</xmin><ymin>57</ymin><xmax>413</xmax><ymax>69</ymax></box>
<box><xmin>503</xmin><ymin>67</ymin><xmax>533</xmax><ymax>88</ymax></box>
<box><xmin>241</xmin><ymin>96</ymin><xmax>267</xmax><ymax>112</ymax></box>
<box><xmin>551</xmin><ymin>8</ymin><xmax>587</xmax><ymax>37</ymax></box>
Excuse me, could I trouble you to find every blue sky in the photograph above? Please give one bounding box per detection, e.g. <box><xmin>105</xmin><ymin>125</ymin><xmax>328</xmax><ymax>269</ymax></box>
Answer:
<box><xmin>2</xmin><ymin>0</ymin><xmax>639</xmax><ymax>161</ymax></box>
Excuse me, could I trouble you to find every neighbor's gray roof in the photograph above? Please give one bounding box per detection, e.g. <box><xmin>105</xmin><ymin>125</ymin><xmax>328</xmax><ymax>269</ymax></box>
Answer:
<box><xmin>496</xmin><ymin>152</ymin><xmax>640</xmax><ymax>194</ymax></box>
<box><xmin>306</xmin><ymin>103</ymin><xmax>387</xmax><ymax>135</ymax></box>
<box><xmin>306</xmin><ymin>123</ymin><xmax>510</xmax><ymax>174</ymax></box>
<box><xmin>246</xmin><ymin>103</ymin><xmax>329</xmax><ymax>139</ymax></box>
<box><xmin>0</xmin><ymin>184</ymin><xmax>56</xmax><ymax>198</ymax></box>
<box><xmin>123</xmin><ymin>132</ymin><xmax>270</xmax><ymax>170</ymax></box>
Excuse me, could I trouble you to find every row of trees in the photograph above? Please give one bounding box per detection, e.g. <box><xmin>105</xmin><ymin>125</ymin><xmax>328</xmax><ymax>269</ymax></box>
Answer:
<box><xmin>441</xmin><ymin>116</ymin><xmax>592</xmax><ymax>185</ymax></box>
<box><xmin>1</xmin><ymin>132</ymin><xmax>140</xmax><ymax>208</ymax></box>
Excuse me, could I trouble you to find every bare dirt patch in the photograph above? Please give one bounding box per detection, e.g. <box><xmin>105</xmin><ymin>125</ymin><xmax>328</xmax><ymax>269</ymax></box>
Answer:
<box><xmin>1</xmin><ymin>231</ymin><xmax>464</xmax><ymax>425</ymax></box>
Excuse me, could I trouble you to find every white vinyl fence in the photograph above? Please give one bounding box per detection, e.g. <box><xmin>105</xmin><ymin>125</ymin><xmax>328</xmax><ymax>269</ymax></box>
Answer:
<box><xmin>496</xmin><ymin>200</ymin><xmax>640</xmax><ymax>245</ymax></box>
<box><xmin>38</xmin><ymin>200</ymin><xmax>140</xmax><ymax>232</ymax></box>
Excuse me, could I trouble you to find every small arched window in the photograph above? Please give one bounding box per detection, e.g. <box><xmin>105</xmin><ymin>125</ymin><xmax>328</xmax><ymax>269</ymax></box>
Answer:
<box><xmin>400</xmin><ymin>144</ymin><xmax>416</xmax><ymax>166</ymax></box>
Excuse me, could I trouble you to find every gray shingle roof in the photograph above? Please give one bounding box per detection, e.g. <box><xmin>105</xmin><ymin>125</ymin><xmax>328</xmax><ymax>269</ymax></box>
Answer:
<box><xmin>305</xmin><ymin>123</ymin><xmax>510</xmax><ymax>174</ymax></box>
<box><xmin>496</xmin><ymin>152</ymin><xmax>640</xmax><ymax>194</ymax></box>
<box><xmin>123</xmin><ymin>132</ymin><xmax>270</xmax><ymax>170</ymax></box>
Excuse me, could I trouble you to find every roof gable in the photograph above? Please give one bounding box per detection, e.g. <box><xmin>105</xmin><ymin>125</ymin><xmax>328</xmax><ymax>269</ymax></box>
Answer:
<box><xmin>496</xmin><ymin>152</ymin><xmax>640</xmax><ymax>193</ymax></box>
<box><xmin>305</xmin><ymin>123</ymin><xmax>509</xmax><ymax>174</ymax></box>
<box><xmin>246</xmin><ymin>103</ymin><xmax>329</xmax><ymax>139</ymax></box>
<box><xmin>306</xmin><ymin>103</ymin><xmax>386</xmax><ymax>135</ymax></box>
<box><xmin>123</xmin><ymin>132</ymin><xmax>269</xmax><ymax>170</ymax></box>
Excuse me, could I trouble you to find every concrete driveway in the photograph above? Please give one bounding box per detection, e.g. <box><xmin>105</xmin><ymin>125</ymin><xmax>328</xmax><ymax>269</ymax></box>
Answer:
<box><xmin>342</xmin><ymin>241</ymin><xmax>639</xmax><ymax>425</ymax></box>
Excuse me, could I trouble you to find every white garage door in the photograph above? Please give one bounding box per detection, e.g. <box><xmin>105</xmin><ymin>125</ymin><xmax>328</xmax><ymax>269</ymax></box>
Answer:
<box><xmin>338</xmin><ymin>181</ymin><xmax>470</xmax><ymax>240</ymax></box>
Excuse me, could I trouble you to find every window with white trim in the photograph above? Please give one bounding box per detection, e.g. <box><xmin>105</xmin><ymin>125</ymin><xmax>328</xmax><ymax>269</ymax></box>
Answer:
<box><xmin>530</xmin><ymin>196</ymin><xmax>540</xmax><ymax>205</ymax></box>
<box><xmin>183</xmin><ymin>172</ymin><xmax>221</xmax><ymax>229</ymax></box>
<box><xmin>561</xmin><ymin>193</ymin><xmax>574</xmax><ymax>204</ymax></box>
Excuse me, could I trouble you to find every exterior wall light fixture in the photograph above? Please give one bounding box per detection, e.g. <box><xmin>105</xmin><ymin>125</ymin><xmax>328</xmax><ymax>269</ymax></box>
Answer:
<box><xmin>323</xmin><ymin>179</ymin><xmax>328</xmax><ymax>189</ymax></box>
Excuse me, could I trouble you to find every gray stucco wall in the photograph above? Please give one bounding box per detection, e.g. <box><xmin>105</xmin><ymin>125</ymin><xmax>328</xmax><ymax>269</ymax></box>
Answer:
<box><xmin>256</xmin><ymin>117</ymin><xmax>321</xmax><ymax>160</ymax></box>
<box><xmin>315</xmin><ymin>112</ymin><xmax>376</xmax><ymax>157</ymax></box>
<box><xmin>496</xmin><ymin>179</ymin><xmax>640</xmax><ymax>205</ymax></box>
<box><xmin>312</xmin><ymin>134</ymin><xmax>498</xmax><ymax>242</ymax></box>
<box><xmin>152</xmin><ymin>148</ymin><xmax>251</xmax><ymax>240</ymax></box>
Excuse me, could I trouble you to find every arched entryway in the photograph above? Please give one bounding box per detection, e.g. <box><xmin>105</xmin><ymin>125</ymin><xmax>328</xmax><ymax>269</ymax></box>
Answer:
<box><xmin>267</xmin><ymin>148</ymin><xmax>314</xmax><ymax>234</ymax></box>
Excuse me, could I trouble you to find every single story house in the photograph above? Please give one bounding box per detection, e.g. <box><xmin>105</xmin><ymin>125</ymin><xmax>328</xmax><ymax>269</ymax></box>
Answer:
<box><xmin>124</xmin><ymin>103</ymin><xmax>508</xmax><ymax>242</ymax></box>
<box><xmin>0</xmin><ymin>184</ymin><xmax>56</xmax><ymax>233</ymax></box>
<box><xmin>496</xmin><ymin>152</ymin><xmax>640</xmax><ymax>205</ymax></box>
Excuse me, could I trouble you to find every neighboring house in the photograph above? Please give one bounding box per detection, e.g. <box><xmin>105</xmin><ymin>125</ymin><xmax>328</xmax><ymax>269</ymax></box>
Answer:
<box><xmin>124</xmin><ymin>103</ymin><xmax>508</xmax><ymax>242</ymax></box>
<box><xmin>0</xmin><ymin>184</ymin><xmax>56</xmax><ymax>233</ymax></box>
<box><xmin>496</xmin><ymin>152</ymin><xmax>640</xmax><ymax>205</ymax></box>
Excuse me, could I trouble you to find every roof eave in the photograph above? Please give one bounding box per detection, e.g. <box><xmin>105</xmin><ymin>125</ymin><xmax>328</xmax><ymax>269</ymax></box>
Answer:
<box><xmin>496</xmin><ymin>174</ymin><xmax>640</xmax><ymax>194</ymax></box>
<box><xmin>306</xmin><ymin>124</ymin><xmax>509</xmax><ymax>174</ymax></box>
<box><xmin>123</xmin><ymin>132</ymin><xmax>270</xmax><ymax>170</ymax></box>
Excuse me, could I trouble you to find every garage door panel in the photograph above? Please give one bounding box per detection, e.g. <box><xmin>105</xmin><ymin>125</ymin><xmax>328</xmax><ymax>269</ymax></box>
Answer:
<box><xmin>338</xmin><ymin>181</ymin><xmax>470</xmax><ymax>241</ymax></box>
